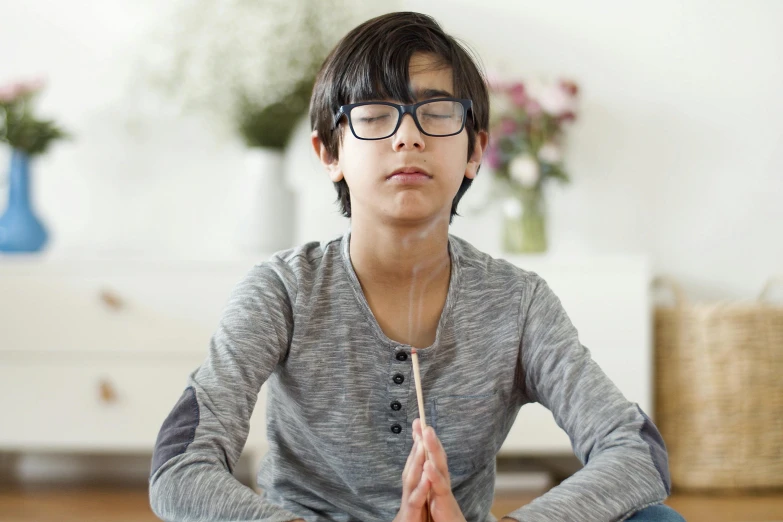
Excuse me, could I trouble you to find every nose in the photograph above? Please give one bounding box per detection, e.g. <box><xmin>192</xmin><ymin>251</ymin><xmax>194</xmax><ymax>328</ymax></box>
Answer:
<box><xmin>392</xmin><ymin>113</ymin><xmax>425</xmax><ymax>151</ymax></box>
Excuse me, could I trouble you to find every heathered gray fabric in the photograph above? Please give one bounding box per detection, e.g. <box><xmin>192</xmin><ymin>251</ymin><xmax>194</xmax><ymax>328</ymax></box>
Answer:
<box><xmin>149</xmin><ymin>231</ymin><xmax>669</xmax><ymax>522</ymax></box>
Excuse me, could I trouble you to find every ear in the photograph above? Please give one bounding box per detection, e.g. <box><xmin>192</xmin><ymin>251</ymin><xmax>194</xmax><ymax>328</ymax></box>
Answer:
<box><xmin>465</xmin><ymin>130</ymin><xmax>489</xmax><ymax>180</ymax></box>
<box><xmin>311</xmin><ymin>130</ymin><xmax>344</xmax><ymax>183</ymax></box>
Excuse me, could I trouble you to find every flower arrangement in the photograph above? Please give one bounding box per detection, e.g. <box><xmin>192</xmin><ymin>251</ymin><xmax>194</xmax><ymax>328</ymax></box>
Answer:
<box><xmin>485</xmin><ymin>78</ymin><xmax>580</xmax><ymax>253</ymax></box>
<box><xmin>0</xmin><ymin>78</ymin><xmax>68</xmax><ymax>157</ymax></box>
<box><xmin>0</xmin><ymin>78</ymin><xmax>68</xmax><ymax>253</ymax></box>
<box><xmin>148</xmin><ymin>0</ymin><xmax>384</xmax><ymax>151</ymax></box>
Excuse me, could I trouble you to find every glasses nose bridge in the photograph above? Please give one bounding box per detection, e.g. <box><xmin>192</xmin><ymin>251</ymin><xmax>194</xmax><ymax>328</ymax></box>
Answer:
<box><xmin>396</xmin><ymin>103</ymin><xmax>422</xmax><ymax>133</ymax></box>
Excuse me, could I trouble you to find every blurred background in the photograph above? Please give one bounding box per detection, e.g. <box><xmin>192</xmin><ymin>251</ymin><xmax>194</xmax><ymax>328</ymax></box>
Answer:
<box><xmin>1</xmin><ymin>1</ymin><xmax>781</xmax><ymax>521</ymax></box>
<box><xmin>0</xmin><ymin>0</ymin><xmax>781</xmax><ymax>298</ymax></box>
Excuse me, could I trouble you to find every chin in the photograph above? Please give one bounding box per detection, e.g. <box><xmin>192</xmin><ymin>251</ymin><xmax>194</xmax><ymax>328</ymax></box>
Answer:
<box><xmin>384</xmin><ymin>207</ymin><xmax>450</xmax><ymax>227</ymax></box>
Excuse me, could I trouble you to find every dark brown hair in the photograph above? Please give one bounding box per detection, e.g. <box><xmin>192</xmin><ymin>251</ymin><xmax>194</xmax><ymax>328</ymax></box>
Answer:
<box><xmin>310</xmin><ymin>11</ymin><xmax>489</xmax><ymax>222</ymax></box>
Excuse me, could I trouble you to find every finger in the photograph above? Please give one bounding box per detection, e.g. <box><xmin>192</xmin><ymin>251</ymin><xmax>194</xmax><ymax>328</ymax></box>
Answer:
<box><xmin>424</xmin><ymin>459</ymin><xmax>451</xmax><ymax>497</ymax></box>
<box><xmin>412</xmin><ymin>418</ymin><xmax>422</xmax><ymax>442</ymax></box>
<box><xmin>406</xmin><ymin>470</ymin><xmax>432</xmax><ymax>508</ymax></box>
<box><xmin>403</xmin><ymin>438</ymin><xmax>426</xmax><ymax>493</ymax></box>
<box><xmin>423</xmin><ymin>426</ymin><xmax>450</xmax><ymax>481</ymax></box>
<box><xmin>402</xmin><ymin>437</ymin><xmax>418</xmax><ymax>481</ymax></box>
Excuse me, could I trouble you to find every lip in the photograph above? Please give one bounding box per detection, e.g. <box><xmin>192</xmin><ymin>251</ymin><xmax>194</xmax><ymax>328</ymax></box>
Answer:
<box><xmin>386</xmin><ymin>166</ymin><xmax>433</xmax><ymax>181</ymax></box>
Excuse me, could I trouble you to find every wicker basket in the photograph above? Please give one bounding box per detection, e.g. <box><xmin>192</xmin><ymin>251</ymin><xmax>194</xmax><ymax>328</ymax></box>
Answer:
<box><xmin>653</xmin><ymin>277</ymin><xmax>783</xmax><ymax>492</ymax></box>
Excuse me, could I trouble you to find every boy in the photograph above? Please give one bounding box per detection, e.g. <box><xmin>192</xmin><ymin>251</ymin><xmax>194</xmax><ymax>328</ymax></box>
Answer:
<box><xmin>150</xmin><ymin>11</ymin><xmax>683</xmax><ymax>522</ymax></box>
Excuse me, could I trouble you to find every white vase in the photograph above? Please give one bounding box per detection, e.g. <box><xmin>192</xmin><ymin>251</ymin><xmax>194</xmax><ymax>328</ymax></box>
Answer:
<box><xmin>234</xmin><ymin>147</ymin><xmax>293</xmax><ymax>253</ymax></box>
<box><xmin>284</xmin><ymin>115</ymin><xmax>350</xmax><ymax>244</ymax></box>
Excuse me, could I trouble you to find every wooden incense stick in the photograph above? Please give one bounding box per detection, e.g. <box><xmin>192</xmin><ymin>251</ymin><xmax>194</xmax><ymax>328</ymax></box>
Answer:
<box><xmin>410</xmin><ymin>347</ymin><xmax>433</xmax><ymax>522</ymax></box>
<box><xmin>411</xmin><ymin>347</ymin><xmax>428</xmax><ymax>429</ymax></box>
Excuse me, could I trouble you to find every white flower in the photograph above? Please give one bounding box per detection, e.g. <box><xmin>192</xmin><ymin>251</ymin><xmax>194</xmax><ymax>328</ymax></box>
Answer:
<box><xmin>509</xmin><ymin>154</ymin><xmax>540</xmax><ymax>188</ymax></box>
<box><xmin>503</xmin><ymin>197</ymin><xmax>523</xmax><ymax>219</ymax></box>
<box><xmin>537</xmin><ymin>142</ymin><xmax>562</xmax><ymax>164</ymax></box>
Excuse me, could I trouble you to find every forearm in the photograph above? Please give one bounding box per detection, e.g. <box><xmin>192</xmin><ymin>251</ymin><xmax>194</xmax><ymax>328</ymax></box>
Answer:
<box><xmin>500</xmin><ymin>448</ymin><xmax>667</xmax><ymax>522</ymax></box>
<box><xmin>150</xmin><ymin>454</ymin><xmax>300</xmax><ymax>522</ymax></box>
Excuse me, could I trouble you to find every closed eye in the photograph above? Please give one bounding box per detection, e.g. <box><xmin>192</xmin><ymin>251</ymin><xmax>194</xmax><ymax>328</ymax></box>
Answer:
<box><xmin>357</xmin><ymin>115</ymin><xmax>392</xmax><ymax>123</ymax></box>
<box><xmin>422</xmin><ymin>112</ymin><xmax>455</xmax><ymax>119</ymax></box>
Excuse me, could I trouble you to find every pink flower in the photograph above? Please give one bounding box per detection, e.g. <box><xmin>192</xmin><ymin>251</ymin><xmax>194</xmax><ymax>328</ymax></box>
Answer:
<box><xmin>559</xmin><ymin>79</ymin><xmax>579</xmax><ymax>97</ymax></box>
<box><xmin>0</xmin><ymin>78</ymin><xmax>45</xmax><ymax>103</ymax></box>
<box><xmin>508</xmin><ymin>82</ymin><xmax>527</xmax><ymax>108</ymax></box>
<box><xmin>500</xmin><ymin>117</ymin><xmax>518</xmax><ymax>135</ymax></box>
<box><xmin>485</xmin><ymin>144</ymin><xmax>502</xmax><ymax>170</ymax></box>
<box><xmin>525</xmin><ymin>99</ymin><xmax>543</xmax><ymax>118</ymax></box>
<box><xmin>538</xmin><ymin>83</ymin><xmax>576</xmax><ymax>117</ymax></box>
<box><xmin>17</xmin><ymin>78</ymin><xmax>46</xmax><ymax>97</ymax></box>
<box><xmin>0</xmin><ymin>84</ymin><xmax>19</xmax><ymax>102</ymax></box>
<box><xmin>558</xmin><ymin>111</ymin><xmax>577</xmax><ymax>123</ymax></box>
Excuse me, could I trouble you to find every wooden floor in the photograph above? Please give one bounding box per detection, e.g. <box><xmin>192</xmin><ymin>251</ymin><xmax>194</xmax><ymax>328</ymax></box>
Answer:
<box><xmin>1</xmin><ymin>486</ymin><xmax>782</xmax><ymax>521</ymax></box>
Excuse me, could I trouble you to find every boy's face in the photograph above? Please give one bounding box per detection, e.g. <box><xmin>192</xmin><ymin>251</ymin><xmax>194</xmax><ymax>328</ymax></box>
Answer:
<box><xmin>315</xmin><ymin>52</ymin><xmax>488</xmax><ymax>227</ymax></box>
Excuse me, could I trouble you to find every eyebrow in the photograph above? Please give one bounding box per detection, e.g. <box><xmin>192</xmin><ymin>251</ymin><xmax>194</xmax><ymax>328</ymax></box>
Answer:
<box><xmin>413</xmin><ymin>88</ymin><xmax>454</xmax><ymax>100</ymax></box>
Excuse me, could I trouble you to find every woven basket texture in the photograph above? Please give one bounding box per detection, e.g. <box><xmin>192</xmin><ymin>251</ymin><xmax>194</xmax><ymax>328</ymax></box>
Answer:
<box><xmin>654</xmin><ymin>277</ymin><xmax>783</xmax><ymax>492</ymax></box>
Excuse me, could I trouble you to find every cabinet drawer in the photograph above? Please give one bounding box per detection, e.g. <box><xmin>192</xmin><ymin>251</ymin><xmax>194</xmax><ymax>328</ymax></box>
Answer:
<box><xmin>0</xmin><ymin>262</ymin><xmax>250</xmax><ymax>354</ymax></box>
<box><xmin>0</xmin><ymin>356</ymin><xmax>268</xmax><ymax>453</ymax></box>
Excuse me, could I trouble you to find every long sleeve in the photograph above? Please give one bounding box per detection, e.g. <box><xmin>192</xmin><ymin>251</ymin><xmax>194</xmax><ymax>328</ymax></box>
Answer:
<box><xmin>149</xmin><ymin>263</ymin><xmax>301</xmax><ymax>522</ymax></box>
<box><xmin>505</xmin><ymin>275</ymin><xmax>671</xmax><ymax>522</ymax></box>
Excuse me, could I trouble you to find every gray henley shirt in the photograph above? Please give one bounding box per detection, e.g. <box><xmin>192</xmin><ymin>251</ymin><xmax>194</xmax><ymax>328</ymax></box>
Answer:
<box><xmin>149</xmin><ymin>231</ymin><xmax>670</xmax><ymax>522</ymax></box>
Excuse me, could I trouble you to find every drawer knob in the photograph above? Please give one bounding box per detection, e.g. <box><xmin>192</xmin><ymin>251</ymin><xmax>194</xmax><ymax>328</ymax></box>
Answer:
<box><xmin>98</xmin><ymin>379</ymin><xmax>118</xmax><ymax>404</ymax></box>
<box><xmin>99</xmin><ymin>289</ymin><xmax>124</xmax><ymax>311</ymax></box>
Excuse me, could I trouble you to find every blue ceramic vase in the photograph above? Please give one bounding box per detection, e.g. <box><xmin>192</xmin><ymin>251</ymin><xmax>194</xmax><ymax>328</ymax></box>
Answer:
<box><xmin>0</xmin><ymin>149</ymin><xmax>48</xmax><ymax>253</ymax></box>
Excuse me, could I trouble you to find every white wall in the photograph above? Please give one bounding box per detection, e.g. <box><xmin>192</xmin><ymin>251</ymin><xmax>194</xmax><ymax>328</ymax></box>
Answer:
<box><xmin>1</xmin><ymin>0</ymin><xmax>781</xmax><ymax>300</ymax></box>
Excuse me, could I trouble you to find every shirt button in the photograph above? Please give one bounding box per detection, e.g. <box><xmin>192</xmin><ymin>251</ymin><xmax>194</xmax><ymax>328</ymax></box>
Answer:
<box><xmin>390</xmin><ymin>424</ymin><xmax>402</xmax><ymax>434</ymax></box>
<box><xmin>395</xmin><ymin>351</ymin><xmax>408</xmax><ymax>361</ymax></box>
<box><xmin>390</xmin><ymin>400</ymin><xmax>402</xmax><ymax>411</ymax></box>
<box><xmin>393</xmin><ymin>373</ymin><xmax>405</xmax><ymax>385</ymax></box>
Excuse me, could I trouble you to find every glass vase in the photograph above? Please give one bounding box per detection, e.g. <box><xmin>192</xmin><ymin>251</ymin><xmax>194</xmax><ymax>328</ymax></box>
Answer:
<box><xmin>502</xmin><ymin>187</ymin><xmax>547</xmax><ymax>254</ymax></box>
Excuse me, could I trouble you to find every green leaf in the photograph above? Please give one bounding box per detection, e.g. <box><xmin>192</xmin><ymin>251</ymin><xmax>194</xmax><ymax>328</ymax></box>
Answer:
<box><xmin>0</xmin><ymin>99</ymin><xmax>68</xmax><ymax>157</ymax></box>
<box><xmin>546</xmin><ymin>165</ymin><xmax>571</xmax><ymax>184</ymax></box>
<box><xmin>236</xmin><ymin>75</ymin><xmax>314</xmax><ymax>150</ymax></box>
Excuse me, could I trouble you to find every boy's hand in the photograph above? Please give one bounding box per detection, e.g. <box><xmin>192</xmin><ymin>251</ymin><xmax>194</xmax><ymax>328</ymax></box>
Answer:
<box><xmin>394</xmin><ymin>424</ymin><xmax>432</xmax><ymax>522</ymax></box>
<box><xmin>412</xmin><ymin>419</ymin><xmax>467</xmax><ymax>522</ymax></box>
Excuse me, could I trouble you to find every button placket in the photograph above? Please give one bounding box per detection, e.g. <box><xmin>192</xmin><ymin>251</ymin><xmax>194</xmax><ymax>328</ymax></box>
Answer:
<box><xmin>387</xmin><ymin>346</ymin><xmax>411</xmax><ymax>440</ymax></box>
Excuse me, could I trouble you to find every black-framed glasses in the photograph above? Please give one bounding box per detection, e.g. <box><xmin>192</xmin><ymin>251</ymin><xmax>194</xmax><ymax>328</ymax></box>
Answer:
<box><xmin>333</xmin><ymin>98</ymin><xmax>473</xmax><ymax>140</ymax></box>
